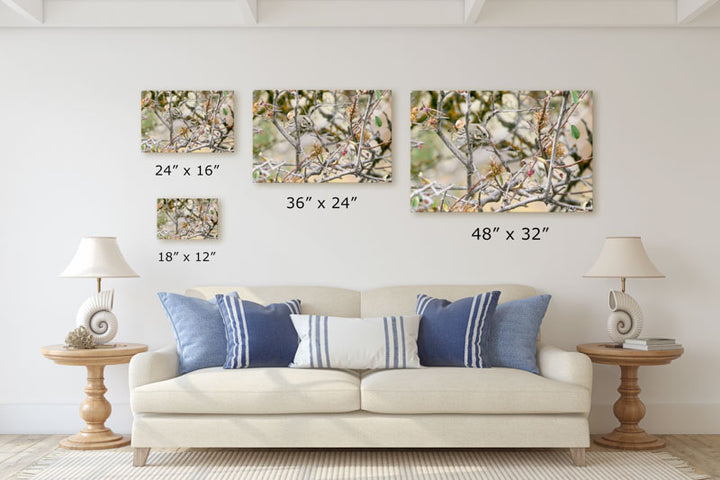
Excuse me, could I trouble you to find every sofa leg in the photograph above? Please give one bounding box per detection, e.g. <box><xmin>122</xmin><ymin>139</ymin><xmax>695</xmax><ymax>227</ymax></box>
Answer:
<box><xmin>569</xmin><ymin>448</ymin><xmax>586</xmax><ymax>466</ymax></box>
<box><xmin>133</xmin><ymin>447</ymin><xmax>150</xmax><ymax>467</ymax></box>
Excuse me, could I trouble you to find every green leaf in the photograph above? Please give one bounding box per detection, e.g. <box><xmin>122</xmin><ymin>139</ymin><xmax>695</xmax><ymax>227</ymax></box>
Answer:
<box><xmin>222</xmin><ymin>108</ymin><xmax>228</xmax><ymax>116</ymax></box>
<box><xmin>253</xmin><ymin>170</ymin><xmax>260</xmax><ymax>179</ymax></box>
<box><xmin>375</xmin><ymin>90</ymin><xmax>381</xmax><ymax>100</ymax></box>
<box><xmin>571</xmin><ymin>125</ymin><xmax>580</xmax><ymax>139</ymax></box>
<box><xmin>375</xmin><ymin>116</ymin><xmax>382</xmax><ymax>127</ymax></box>
<box><xmin>411</xmin><ymin>196</ymin><xmax>420</xmax><ymax>208</ymax></box>
<box><xmin>571</xmin><ymin>91</ymin><xmax>579</xmax><ymax>103</ymax></box>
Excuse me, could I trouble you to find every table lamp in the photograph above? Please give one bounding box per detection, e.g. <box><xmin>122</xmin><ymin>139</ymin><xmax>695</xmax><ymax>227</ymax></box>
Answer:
<box><xmin>60</xmin><ymin>236</ymin><xmax>139</xmax><ymax>345</ymax></box>
<box><xmin>583</xmin><ymin>236</ymin><xmax>664</xmax><ymax>344</ymax></box>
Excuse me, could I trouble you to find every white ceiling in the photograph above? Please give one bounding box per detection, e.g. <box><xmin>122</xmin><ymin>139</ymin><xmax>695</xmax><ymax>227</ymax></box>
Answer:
<box><xmin>1</xmin><ymin>0</ymin><xmax>719</xmax><ymax>27</ymax></box>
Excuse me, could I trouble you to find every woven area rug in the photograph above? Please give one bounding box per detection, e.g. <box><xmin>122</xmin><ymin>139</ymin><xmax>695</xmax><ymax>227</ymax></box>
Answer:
<box><xmin>12</xmin><ymin>449</ymin><xmax>710</xmax><ymax>480</ymax></box>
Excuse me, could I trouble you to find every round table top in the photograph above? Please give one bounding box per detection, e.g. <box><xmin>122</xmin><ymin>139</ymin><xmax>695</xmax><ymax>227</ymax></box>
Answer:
<box><xmin>41</xmin><ymin>343</ymin><xmax>148</xmax><ymax>366</ymax></box>
<box><xmin>577</xmin><ymin>342</ymin><xmax>683</xmax><ymax>366</ymax></box>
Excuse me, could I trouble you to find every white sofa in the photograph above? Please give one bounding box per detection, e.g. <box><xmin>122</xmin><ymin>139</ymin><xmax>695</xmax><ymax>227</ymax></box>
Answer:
<box><xmin>129</xmin><ymin>285</ymin><xmax>592</xmax><ymax>467</ymax></box>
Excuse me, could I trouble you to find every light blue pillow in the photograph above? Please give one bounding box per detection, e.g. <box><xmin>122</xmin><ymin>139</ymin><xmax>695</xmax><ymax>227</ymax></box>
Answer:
<box><xmin>486</xmin><ymin>295</ymin><xmax>551</xmax><ymax>374</ymax></box>
<box><xmin>216</xmin><ymin>295</ymin><xmax>301</xmax><ymax>368</ymax></box>
<box><xmin>157</xmin><ymin>292</ymin><xmax>228</xmax><ymax>375</ymax></box>
<box><xmin>416</xmin><ymin>291</ymin><xmax>501</xmax><ymax>367</ymax></box>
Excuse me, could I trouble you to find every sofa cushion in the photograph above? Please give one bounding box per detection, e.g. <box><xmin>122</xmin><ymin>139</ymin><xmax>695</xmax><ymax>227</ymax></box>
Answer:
<box><xmin>360</xmin><ymin>367</ymin><xmax>590</xmax><ymax>414</ymax></box>
<box><xmin>290</xmin><ymin>314</ymin><xmax>421</xmax><ymax>369</ymax></box>
<box><xmin>361</xmin><ymin>284</ymin><xmax>536</xmax><ymax>317</ymax></box>
<box><xmin>157</xmin><ymin>292</ymin><xmax>228</xmax><ymax>375</ymax></box>
<box><xmin>132</xmin><ymin>367</ymin><xmax>360</xmax><ymax>414</ymax></box>
<box><xmin>416</xmin><ymin>292</ymin><xmax>500</xmax><ymax>368</ymax></box>
<box><xmin>187</xmin><ymin>286</ymin><xmax>361</xmax><ymax>317</ymax></box>
<box><xmin>486</xmin><ymin>295</ymin><xmax>551</xmax><ymax>374</ymax></box>
<box><xmin>216</xmin><ymin>295</ymin><xmax>301</xmax><ymax>368</ymax></box>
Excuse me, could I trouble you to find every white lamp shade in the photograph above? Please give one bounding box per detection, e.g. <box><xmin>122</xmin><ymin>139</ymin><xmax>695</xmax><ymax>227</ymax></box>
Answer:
<box><xmin>584</xmin><ymin>236</ymin><xmax>664</xmax><ymax>278</ymax></box>
<box><xmin>60</xmin><ymin>236</ymin><xmax>139</xmax><ymax>278</ymax></box>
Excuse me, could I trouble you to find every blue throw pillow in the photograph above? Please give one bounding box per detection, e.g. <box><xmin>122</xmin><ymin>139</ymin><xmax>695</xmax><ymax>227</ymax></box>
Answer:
<box><xmin>216</xmin><ymin>295</ymin><xmax>301</xmax><ymax>368</ymax></box>
<box><xmin>157</xmin><ymin>292</ymin><xmax>228</xmax><ymax>375</ymax></box>
<box><xmin>486</xmin><ymin>295</ymin><xmax>551</xmax><ymax>374</ymax></box>
<box><xmin>416</xmin><ymin>291</ymin><xmax>501</xmax><ymax>367</ymax></box>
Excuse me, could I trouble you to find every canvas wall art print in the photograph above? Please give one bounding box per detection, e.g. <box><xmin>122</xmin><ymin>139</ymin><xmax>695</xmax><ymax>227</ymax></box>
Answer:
<box><xmin>253</xmin><ymin>90</ymin><xmax>392</xmax><ymax>183</ymax></box>
<box><xmin>410</xmin><ymin>90</ymin><xmax>593</xmax><ymax>213</ymax></box>
<box><xmin>141</xmin><ymin>90</ymin><xmax>234</xmax><ymax>153</ymax></box>
<box><xmin>157</xmin><ymin>198</ymin><xmax>219</xmax><ymax>240</ymax></box>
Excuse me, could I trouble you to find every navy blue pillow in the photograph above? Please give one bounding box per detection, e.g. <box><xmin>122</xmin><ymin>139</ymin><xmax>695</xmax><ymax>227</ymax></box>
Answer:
<box><xmin>416</xmin><ymin>291</ymin><xmax>501</xmax><ymax>367</ymax></box>
<box><xmin>157</xmin><ymin>292</ymin><xmax>228</xmax><ymax>375</ymax></box>
<box><xmin>216</xmin><ymin>295</ymin><xmax>301</xmax><ymax>368</ymax></box>
<box><xmin>486</xmin><ymin>295</ymin><xmax>551</xmax><ymax>374</ymax></box>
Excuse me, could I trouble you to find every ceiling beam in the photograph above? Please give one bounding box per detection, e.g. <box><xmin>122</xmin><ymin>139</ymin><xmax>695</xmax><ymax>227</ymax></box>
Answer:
<box><xmin>464</xmin><ymin>0</ymin><xmax>487</xmax><ymax>24</ymax></box>
<box><xmin>475</xmin><ymin>0</ymin><xmax>675</xmax><ymax>27</ymax></box>
<box><xmin>677</xmin><ymin>0</ymin><xmax>720</xmax><ymax>23</ymax></box>
<box><xmin>1</xmin><ymin>0</ymin><xmax>43</xmax><ymax>24</ymax></box>
<box><xmin>257</xmin><ymin>0</ymin><xmax>461</xmax><ymax>26</ymax></box>
<box><xmin>2</xmin><ymin>0</ymin><xmax>717</xmax><ymax>28</ymax></box>
<box><xmin>237</xmin><ymin>0</ymin><xmax>257</xmax><ymax>23</ymax></box>
<box><xmin>32</xmin><ymin>0</ymin><xmax>260</xmax><ymax>27</ymax></box>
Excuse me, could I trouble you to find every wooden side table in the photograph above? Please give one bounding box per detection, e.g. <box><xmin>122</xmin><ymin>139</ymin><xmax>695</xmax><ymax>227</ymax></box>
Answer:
<box><xmin>577</xmin><ymin>342</ymin><xmax>683</xmax><ymax>450</ymax></box>
<box><xmin>41</xmin><ymin>343</ymin><xmax>148</xmax><ymax>450</ymax></box>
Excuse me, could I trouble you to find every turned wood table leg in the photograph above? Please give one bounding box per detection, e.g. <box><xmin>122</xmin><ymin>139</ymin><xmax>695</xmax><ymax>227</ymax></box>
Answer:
<box><xmin>594</xmin><ymin>365</ymin><xmax>665</xmax><ymax>450</ymax></box>
<box><xmin>60</xmin><ymin>365</ymin><xmax>130</xmax><ymax>450</ymax></box>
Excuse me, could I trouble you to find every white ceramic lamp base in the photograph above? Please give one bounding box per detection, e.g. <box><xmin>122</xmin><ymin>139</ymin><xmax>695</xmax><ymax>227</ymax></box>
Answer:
<box><xmin>76</xmin><ymin>290</ymin><xmax>118</xmax><ymax>344</ymax></box>
<box><xmin>606</xmin><ymin>290</ymin><xmax>644</xmax><ymax>344</ymax></box>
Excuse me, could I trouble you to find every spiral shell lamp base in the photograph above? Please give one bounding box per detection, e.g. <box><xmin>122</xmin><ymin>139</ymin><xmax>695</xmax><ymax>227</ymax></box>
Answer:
<box><xmin>606</xmin><ymin>290</ymin><xmax>644</xmax><ymax>344</ymax></box>
<box><xmin>76</xmin><ymin>290</ymin><xmax>118</xmax><ymax>344</ymax></box>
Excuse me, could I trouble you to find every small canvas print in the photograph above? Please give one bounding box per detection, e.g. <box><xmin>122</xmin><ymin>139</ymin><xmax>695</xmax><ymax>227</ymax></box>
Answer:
<box><xmin>253</xmin><ymin>89</ymin><xmax>392</xmax><ymax>183</ymax></box>
<box><xmin>141</xmin><ymin>90</ymin><xmax>234</xmax><ymax>153</ymax></box>
<box><xmin>410</xmin><ymin>90</ymin><xmax>593</xmax><ymax>213</ymax></box>
<box><xmin>157</xmin><ymin>198</ymin><xmax>219</xmax><ymax>240</ymax></box>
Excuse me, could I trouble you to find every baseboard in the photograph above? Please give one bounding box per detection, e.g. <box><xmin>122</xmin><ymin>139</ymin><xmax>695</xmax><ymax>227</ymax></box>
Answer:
<box><xmin>0</xmin><ymin>403</ymin><xmax>133</xmax><ymax>434</ymax></box>
<box><xmin>589</xmin><ymin>403</ymin><xmax>720</xmax><ymax>434</ymax></box>
<box><xmin>2</xmin><ymin>403</ymin><xmax>719</xmax><ymax>435</ymax></box>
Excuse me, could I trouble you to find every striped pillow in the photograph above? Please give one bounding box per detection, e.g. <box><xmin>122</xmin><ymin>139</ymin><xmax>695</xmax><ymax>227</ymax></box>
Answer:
<box><xmin>216</xmin><ymin>295</ymin><xmax>301</xmax><ymax>368</ymax></box>
<box><xmin>416</xmin><ymin>291</ymin><xmax>500</xmax><ymax>368</ymax></box>
<box><xmin>290</xmin><ymin>314</ymin><xmax>421</xmax><ymax>369</ymax></box>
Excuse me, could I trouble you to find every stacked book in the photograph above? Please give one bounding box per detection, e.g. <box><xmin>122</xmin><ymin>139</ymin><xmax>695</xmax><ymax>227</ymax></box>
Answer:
<box><xmin>623</xmin><ymin>338</ymin><xmax>682</xmax><ymax>351</ymax></box>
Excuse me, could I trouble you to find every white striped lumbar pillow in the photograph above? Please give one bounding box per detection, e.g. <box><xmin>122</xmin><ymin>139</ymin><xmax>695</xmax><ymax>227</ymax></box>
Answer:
<box><xmin>289</xmin><ymin>314</ymin><xmax>421</xmax><ymax>369</ymax></box>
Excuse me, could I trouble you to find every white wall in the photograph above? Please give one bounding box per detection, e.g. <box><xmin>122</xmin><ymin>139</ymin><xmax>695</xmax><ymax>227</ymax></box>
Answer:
<box><xmin>1</xmin><ymin>27</ymin><xmax>719</xmax><ymax>435</ymax></box>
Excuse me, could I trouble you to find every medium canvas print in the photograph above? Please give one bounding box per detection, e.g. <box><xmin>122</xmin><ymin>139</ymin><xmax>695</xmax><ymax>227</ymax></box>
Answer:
<box><xmin>157</xmin><ymin>198</ymin><xmax>219</xmax><ymax>240</ymax></box>
<box><xmin>253</xmin><ymin>90</ymin><xmax>392</xmax><ymax>183</ymax></box>
<box><xmin>141</xmin><ymin>90</ymin><xmax>234</xmax><ymax>153</ymax></box>
<box><xmin>410</xmin><ymin>90</ymin><xmax>593</xmax><ymax>213</ymax></box>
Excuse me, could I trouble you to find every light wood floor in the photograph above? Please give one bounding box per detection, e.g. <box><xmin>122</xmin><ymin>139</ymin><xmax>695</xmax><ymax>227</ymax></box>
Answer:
<box><xmin>1</xmin><ymin>434</ymin><xmax>718</xmax><ymax>479</ymax></box>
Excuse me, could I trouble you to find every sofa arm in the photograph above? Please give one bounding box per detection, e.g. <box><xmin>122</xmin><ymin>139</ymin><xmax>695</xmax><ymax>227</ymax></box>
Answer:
<box><xmin>129</xmin><ymin>345</ymin><xmax>179</xmax><ymax>390</ymax></box>
<box><xmin>537</xmin><ymin>343</ymin><xmax>593</xmax><ymax>392</ymax></box>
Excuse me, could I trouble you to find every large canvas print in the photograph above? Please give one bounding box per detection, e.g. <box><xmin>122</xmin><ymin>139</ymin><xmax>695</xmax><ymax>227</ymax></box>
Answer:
<box><xmin>253</xmin><ymin>90</ymin><xmax>392</xmax><ymax>183</ymax></box>
<box><xmin>157</xmin><ymin>198</ymin><xmax>219</xmax><ymax>240</ymax></box>
<box><xmin>410</xmin><ymin>90</ymin><xmax>593</xmax><ymax>213</ymax></box>
<box><xmin>141</xmin><ymin>90</ymin><xmax>234</xmax><ymax>153</ymax></box>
